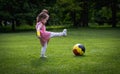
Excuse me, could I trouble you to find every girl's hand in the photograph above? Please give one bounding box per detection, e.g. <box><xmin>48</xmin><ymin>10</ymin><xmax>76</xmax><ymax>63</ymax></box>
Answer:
<box><xmin>37</xmin><ymin>31</ymin><xmax>41</xmax><ymax>37</ymax></box>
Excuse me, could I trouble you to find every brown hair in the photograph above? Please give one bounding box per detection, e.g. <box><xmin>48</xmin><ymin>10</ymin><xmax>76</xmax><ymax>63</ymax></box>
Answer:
<box><xmin>41</xmin><ymin>9</ymin><xmax>48</xmax><ymax>14</ymax></box>
<box><xmin>36</xmin><ymin>13</ymin><xmax>49</xmax><ymax>23</ymax></box>
<box><xmin>36</xmin><ymin>9</ymin><xmax>49</xmax><ymax>22</ymax></box>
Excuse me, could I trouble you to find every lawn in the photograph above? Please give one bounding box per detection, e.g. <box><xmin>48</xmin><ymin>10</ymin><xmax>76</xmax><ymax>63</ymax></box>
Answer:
<box><xmin>0</xmin><ymin>28</ymin><xmax>120</xmax><ymax>74</ymax></box>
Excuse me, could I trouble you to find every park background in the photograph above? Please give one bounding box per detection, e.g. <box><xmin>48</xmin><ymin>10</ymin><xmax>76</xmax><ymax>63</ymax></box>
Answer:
<box><xmin>0</xmin><ymin>0</ymin><xmax>120</xmax><ymax>31</ymax></box>
<box><xmin>0</xmin><ymin>0</ymin><xmax>120</xmax><ymax>74</ymax></box>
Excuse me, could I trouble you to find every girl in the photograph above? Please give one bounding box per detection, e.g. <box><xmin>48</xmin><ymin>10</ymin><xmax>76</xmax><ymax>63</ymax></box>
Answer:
<box><xmin>36</xmin><ymin>10</ymin><xmax>67</xmax><ymax>58</ymax></box>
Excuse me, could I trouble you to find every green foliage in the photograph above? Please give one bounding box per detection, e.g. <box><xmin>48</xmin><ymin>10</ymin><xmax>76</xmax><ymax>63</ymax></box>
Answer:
<box><xmin>0</xmin><ymin>0</ymin><xmax>119</xmax><ymax>31</ymax></box>
<box><xmin>98</xmin><ymin>7</ymin><xmax>112</xmax><ymax>20</ymax></box>
<box><xmin>57</xmin><ymin>0</ymin><xmax>81</xmax><ymax>11</ymax></box>
<box><xmin>47</xmin><ymin>0</ymin><xmax>82</xmax><ymax>26</ymax></box>
<box><xmin>52</xmin><ymin>0</ymin><xmax>84</xmax><ymax>26</ymax></box>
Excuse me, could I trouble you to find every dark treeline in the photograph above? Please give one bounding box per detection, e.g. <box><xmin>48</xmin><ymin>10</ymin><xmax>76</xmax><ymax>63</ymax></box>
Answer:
<box><xmin>0</xmin><ymin>0</ymin><xmax>120</xmax><ymax>31</ymax></box>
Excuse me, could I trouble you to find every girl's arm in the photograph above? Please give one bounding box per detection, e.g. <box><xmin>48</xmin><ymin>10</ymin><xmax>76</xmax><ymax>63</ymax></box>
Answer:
<box><xmin>36</xmin><ymin>24</ymin><xmax>42</xmax><ymax>37</ymax></box>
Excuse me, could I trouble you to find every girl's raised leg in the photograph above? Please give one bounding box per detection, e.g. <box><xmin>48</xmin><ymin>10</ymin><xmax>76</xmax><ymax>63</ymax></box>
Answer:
<box><xmin>50</xmin><ymin>29</ymin><xmax>67</xmax><ymax>38</ymax></box>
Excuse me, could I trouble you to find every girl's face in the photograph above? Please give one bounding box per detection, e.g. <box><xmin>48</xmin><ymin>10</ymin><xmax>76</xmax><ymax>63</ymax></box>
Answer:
<box><xmin>41</xmin><ymin>16</ymin><xmax>49</xmax><ymax>25</ymax></box>
<box><xmin>41</xmin><ymin>18</ymin><xmax>47</xmax><ymax>25</ymax></box>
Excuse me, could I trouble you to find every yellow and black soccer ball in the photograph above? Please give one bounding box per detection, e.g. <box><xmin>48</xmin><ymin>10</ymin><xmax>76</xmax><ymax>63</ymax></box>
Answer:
<box><xmin>72</xmin><ymin>44</ymin><xmax>86</xmax><ymax>56</ymax></box>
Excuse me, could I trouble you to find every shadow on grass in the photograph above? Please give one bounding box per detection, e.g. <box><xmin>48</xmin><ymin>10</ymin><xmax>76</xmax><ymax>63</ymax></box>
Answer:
<box><xmin>30</xmin><ymin>57</ymin><xmax>48</xmax><ymax>68</ymax></box>
<box><xmin>73</xmin><ymin>55</ymin><xmax>87</xmax><ymax>58</ymax></box>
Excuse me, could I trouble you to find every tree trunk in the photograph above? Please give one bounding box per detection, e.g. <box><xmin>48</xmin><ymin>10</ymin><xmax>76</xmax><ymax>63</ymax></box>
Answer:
<box><xmin>12</xmin><ymin>20</ymin><xmax>15</xmax><ymax>31</ymax></box>
<box><xmin>71</xmin><ymin>11</ymin><xmax>77</xmax><ymax>27</ymax></box>
<box><xmin>80</xmin><ymin>0</ymin><xmax>89</xmax><ymax>27</ymax></box>
<box><xmin>0</xmin><ymin>19</ymin><xmax>2</xmax><ymax>27</ymax></box>
<box><xmin>111</xmin><ymin>0</ymin><xmax>117</xmax><ymax>27</ymax></box>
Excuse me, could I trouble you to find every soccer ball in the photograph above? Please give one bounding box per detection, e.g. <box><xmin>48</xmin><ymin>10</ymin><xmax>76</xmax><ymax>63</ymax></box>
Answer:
<box><xmin>72</xmin><ymin>44</ymin><xmax>85</xmax><ymax>56</ymax></box>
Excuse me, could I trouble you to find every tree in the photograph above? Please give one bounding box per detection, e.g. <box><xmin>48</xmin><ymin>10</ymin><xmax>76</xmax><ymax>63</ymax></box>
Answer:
<box><xmin>92</xmin><ymin>0</ymin><xmax>118</xmax><ymax>27</ymax></box>
<box><xmin>79</xmin><ymin>0</ymin><xmax>89</xmax><ymax>27</ymax></box>
<box><xmin>56</xmin><ymin>0</ymin><xmax>82</xmax><ymax>27</ymax></box>
<box><xmin>111</xmin><ymin>0</ymin><xmax>117</xmax><ymax>27</ymax></box>
<box><xmin>0</xmin><ymin>0</ymin><xmax>42</xmax><ymax>31</ymax></box>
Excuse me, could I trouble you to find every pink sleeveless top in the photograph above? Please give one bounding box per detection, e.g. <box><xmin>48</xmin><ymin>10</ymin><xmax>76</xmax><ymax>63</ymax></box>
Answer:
<box><xmin>36</xmin><ymin>22</ymin><xmax>51</xmax><ymax>46</ymax></box>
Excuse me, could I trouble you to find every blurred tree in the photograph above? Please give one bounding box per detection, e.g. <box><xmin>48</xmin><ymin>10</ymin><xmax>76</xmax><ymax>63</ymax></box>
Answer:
<box><xmin>79</xmin><ymin>0</ymin><xmax>89</xmax><ymax>27</ymax></box>
<box><xmin>111</xmin><ymin>0</ymin><xmax>117</xmax><ymax>27</ymax></box>
<box><xmin>0</xmin><ymin>0</ymin><xmax>58</xmax><ymax>31</ymax></box>
<box><xmin>0</xmin><ymin>0</ymin><xmax>119</xmax><ymax>31</ymax></box>
<box><xmin>92</xmin><ymin>0</ymin><xmax>118</xmax><ymax>27</ymax></box>
<box><xmin>56</xmin><ymin>0</ymin><xmax>82</xmax><ymax>27</ymax></box>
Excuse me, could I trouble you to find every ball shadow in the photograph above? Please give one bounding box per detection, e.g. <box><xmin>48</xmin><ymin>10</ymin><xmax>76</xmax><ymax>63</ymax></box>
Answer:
<box><xmin>73</xmin><ymin>55</ymin><xmax>87</xmax><ymax>58</ymax></box>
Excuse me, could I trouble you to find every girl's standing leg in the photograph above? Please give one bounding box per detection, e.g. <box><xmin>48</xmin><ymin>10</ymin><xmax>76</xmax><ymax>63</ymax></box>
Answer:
<box><xmin>41</xmin><ymin>42</ymin><xmax>47</xmax><ymax>57</ymax></box>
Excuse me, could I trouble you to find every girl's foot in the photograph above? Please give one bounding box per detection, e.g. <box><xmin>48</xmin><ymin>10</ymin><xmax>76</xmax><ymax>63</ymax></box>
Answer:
<box><xmin>41</xmin><ymin>54</ymin><xmax>47</xmax><ymax>58</ymax></box>
<box><xmin>63</xmin><ymin>29</ymin><xmax>67</xmax><ymax>36</ymax></box>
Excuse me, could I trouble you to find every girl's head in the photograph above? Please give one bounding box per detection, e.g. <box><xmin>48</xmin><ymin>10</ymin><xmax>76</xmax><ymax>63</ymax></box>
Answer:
<box><xmin>36</xmin><ymin>12</ymin><xmax>49</xmax><ymax>24</ymax></box>
<box><xmin>41</xmin><ymin>9</ymin><xmax>48</xmax><ymax>14</ymax></box>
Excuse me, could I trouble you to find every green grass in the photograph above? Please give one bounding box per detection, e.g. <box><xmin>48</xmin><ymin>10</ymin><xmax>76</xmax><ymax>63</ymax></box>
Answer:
<box><xmin>0</xmin><ymin>28</ymin><xmax>120</xmax><ymax>74</ymax></box>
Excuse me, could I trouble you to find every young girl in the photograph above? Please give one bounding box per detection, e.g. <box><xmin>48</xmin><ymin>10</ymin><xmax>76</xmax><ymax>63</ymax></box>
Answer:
<box><xmin>36</xmin><ymin>10</ymin><xmax>67</xmax><ymax>58</ymax></box>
